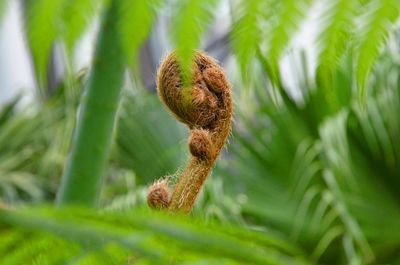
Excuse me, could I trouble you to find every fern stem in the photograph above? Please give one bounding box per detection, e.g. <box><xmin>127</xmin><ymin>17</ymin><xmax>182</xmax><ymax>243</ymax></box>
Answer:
<box><xmin>148</xmin><ymin>51</ymin><xmax>232</xmax><ymax>213</ymax></box>
<box><xmin>56</xmin><ymin>0</ymin><xmax>124</xmax><ymax>206</ymax></box>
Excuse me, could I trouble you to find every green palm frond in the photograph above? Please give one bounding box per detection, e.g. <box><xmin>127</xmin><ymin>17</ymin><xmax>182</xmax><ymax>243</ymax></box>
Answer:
<box><xmin>0</xmin><ymin>86</ymin><xmax>81</xmax><ymax>203</ymax></box>
<box><xmin>356</xmin><ymin>0</ymin><xmax>400</xmax><ymax>99</ymax></box>
<box><xmin>230</xmin><ymin>88</ymin><xmax>365</xmax><ymax>263</ymax></box>
<box><xmin>0</xmin><ymin>104</ymin><xmax>48</xmax><ymax>203</ymax></box>
<box><xmin>226</xmin><ymin>43</ymin><xmax>400</xmax><ymax>263</ymax></box>
<box><xmin>227</xmin><ymin>87</ymin><xmax>321</xmax><ymax>237</ymax></box>
<box><xmin>318</xmin><ymin>79</ymin><xmax>400</xmax><ymax>262</ymax></box>
<box><xmin>0</xmin><ymin>207</ymin><xmax>311</xmax><ymax>264</ymax></box>
<box><xmin>319</xmin><ymin>113</ymin><xmax>374</xmax><ymax>262</ymax></box>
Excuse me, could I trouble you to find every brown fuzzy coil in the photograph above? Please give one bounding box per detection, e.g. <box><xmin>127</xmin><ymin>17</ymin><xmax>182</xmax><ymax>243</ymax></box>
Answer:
<box><xmin>147</xmin><ymin>50</ymin><xmax>232</xmax><ymax>213</ymax></box>
<box><xmin>147</xmin><ymin>180</ymin><xmax>170</xmax><ymax>209</ymax></box>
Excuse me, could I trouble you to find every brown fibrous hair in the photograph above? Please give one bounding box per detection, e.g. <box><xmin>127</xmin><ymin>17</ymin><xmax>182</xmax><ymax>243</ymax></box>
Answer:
<box><xmin>147</xmin><ymin>50</ymin><xmax>232</xmax><ymax>213</ymax></box>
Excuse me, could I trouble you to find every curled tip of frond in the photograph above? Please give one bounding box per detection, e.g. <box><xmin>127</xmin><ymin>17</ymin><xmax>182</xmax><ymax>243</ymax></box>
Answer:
<box><xmin>157</xmin><ymin>50</ymin><xmax>231</xmax><ymax>129</ymax></box>
<box><xmin>147</xmin><ymin>179</ymin><xmax>170</xmax><ymax>210</ymax></box>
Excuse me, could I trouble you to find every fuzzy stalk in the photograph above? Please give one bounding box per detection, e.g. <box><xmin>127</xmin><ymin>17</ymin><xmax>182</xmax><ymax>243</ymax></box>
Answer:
<box><xmin>56</xmin><ymin>0</ymin><xmax>125</xmax><ymax>207</ymax></box>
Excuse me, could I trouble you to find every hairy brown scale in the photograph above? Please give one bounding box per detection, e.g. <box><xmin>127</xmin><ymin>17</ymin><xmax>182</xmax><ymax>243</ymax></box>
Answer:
<box><xmin>189</xmin><ymin>129</ymin><xmax>215</xmax><ymax>162</ymax></box>
<box><xmin>147</xmin><ymin>51</ymin><xmax>232</xmax><ymax>213</ymax></box>
<box><xmin>147</xmin><ymin>180</ymin><xmax>170</xmax><ymax>209</ymax></box>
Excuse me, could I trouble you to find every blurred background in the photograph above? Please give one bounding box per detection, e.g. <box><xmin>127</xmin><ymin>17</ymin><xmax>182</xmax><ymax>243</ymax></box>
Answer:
<box><xmin>0</xmin><ymin>0</ymin><xmax>400</xmax><ymax>264</ymax></box>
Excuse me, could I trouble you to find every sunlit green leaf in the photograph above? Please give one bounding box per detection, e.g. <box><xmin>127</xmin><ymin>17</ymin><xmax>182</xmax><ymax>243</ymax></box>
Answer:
<box><xmin>62</xmin><ymin>0</ymin><xmax>104</xmax><ymax>53</ymax></box>
<box><xmin>316</xmin><ymin>0</ymin><xmax>358</xmax><ymax>105</ymax></box>
<box><xmin>230</xmin><ymin>0</ymin><xmax>265</xmax><ymax>81</ymax></box>
<box><xmin>267</xmin><ymin>0</ymin><xmax>314</xmax><ymax>84</ymax></box>
<box><xmin>170</xmin><ymin>0</ymin><xmax>218</xmax><ymax>82</ymax></box>
<box><xmin>356</xmin><ymin>0</ymin><xmax>400</xmax><ymax>100</ymax></box>
<box><xmin>25</xmin><ymin>0</ymin><xmax>68</xmax><ymax>94</ymax></box>
<box><xmin>118</xmin><ymin>0</ymin><xmax>162</xmax><ymax>67</ymax></box>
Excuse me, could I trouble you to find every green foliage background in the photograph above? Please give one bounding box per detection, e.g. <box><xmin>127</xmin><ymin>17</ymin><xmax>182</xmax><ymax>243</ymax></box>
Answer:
<box><xmin>0</xmin><ymin>0</ymin><xmax>400</xmax><ymax>264</ymax></box>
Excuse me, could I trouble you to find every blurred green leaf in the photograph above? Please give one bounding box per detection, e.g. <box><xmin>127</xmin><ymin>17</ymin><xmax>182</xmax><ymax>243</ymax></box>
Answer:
<box><xmin>0</xmin><ymin>206</ymin><xmax>311</xmax><ymax>264</ymax></box>
<box><xmin>356</xmin><ymin>0</ymin><xmax>399</xmax><ymax>100</ymax></box>
<box><xmin>115</xmin><ymin>87</ymin><xmax>186</xmax><ymax>184</ymax></box>
<box><xmin>316</xmin><ymin>0</ymin><xmax>358</xmax><ymax>106</ymax></box>
<box><xmin>170</xmin><ymin>0</ymin><xmax>218</xmax><ymax>82</ymax></box>
<box><xmin>118</xmin><ymin>0</ymin><xmax>162</xmax><ymax>67</ymax></box>
<box><xmin>62</xmin><ymin>0</ymin><xmax>103</xmax><ymax>53</ymax></box>
<box><xmin>230</xmin><ymin>0</ymin><xmax>266</xmax><ymax>81</ymax></box>
<box><xmin>267</xmin><ymin>0</ymin><xmax>314</xmax><ymax>84</ymax></box>
<box><xmin>25</xmin><ymin>0</ymin><xmax>67</xmax><ymax>93</ymax></box>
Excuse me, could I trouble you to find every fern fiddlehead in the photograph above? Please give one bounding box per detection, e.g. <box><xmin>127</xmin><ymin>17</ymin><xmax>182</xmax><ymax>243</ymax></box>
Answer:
<box><xmin>147</xmin><ymin>51</ymin><xmax>233</xmax><ymax>213</ymax></box>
